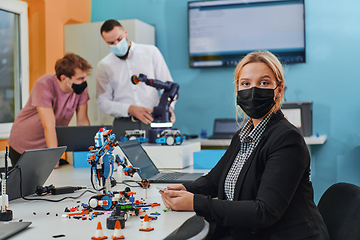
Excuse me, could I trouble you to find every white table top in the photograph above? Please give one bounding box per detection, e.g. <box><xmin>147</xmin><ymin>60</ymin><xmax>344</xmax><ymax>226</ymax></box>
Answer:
<box><xmin>6</xmin><ymin>166</ymin><xmax>195</xmax><ymax>239</ymax></box>
<box><xmin>191</xmin><ymin>134</ymin><xmax>327</xmax><ymax>147</ymax></box>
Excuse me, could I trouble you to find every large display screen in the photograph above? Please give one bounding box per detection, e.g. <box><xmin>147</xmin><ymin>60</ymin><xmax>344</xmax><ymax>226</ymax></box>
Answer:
<box><xmin>188</xmin><ymin>0</ymin><xmax>305</xmax><ymax>67</ymax></box>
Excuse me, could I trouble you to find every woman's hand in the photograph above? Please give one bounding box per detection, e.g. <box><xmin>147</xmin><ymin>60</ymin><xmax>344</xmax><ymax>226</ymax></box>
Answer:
<box><xmin>160</xmin><ymin>189</ymin><xmax>194</xmax><ymax>211</ymax></box>
<box><xmin>165</xmin><ymin>184</ymin><xmax>186</xmax><ymax>191</ymax></box>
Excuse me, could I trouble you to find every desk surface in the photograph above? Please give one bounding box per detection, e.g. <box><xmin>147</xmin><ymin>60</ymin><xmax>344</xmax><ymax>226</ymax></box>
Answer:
<box><xmin>192</xmin><ymin>134</ymin><xmax>327</xmax><ymax>147</ymax></box>
<box><xmin>7</xmin><ymin>166</ymin><xmax>195</xmax><ymax>239</ymax></box>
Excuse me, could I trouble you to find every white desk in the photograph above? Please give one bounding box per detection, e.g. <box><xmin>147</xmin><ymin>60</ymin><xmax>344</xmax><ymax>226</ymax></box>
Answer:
<box><xmin>7</xmin><ymin>166</ymin><xmax>195</xmax><ymax>239</ymax></box>
<box><xmin>142</xmin><ymin>141</ymin><xmax>201</xmax><ymax>169</ymax></box>
<box><xmin>192</xmin><ymin>135</ymin><xmax>327</xmax><ymax>148</ymax></box>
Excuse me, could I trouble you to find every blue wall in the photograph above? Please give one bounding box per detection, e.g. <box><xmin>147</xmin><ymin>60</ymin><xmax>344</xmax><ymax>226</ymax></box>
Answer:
<box><xmin>91</xmin><ymin>0</ymin><xmax>360</xmax><ymax>202</ymax></box>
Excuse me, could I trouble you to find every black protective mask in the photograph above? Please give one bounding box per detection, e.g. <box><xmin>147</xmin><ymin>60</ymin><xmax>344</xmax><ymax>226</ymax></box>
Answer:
<box><xmin>237</xmin><ymin>87</ymin><xmax>276</xmax><ymax>119</ymax></box>
<box><xmin>72</xmin><ymin>81</ymin><xmax>87</xmax><ymax>94</ymax></box>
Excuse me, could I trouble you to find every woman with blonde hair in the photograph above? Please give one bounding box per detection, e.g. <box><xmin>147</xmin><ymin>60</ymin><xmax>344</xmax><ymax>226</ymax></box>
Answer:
<box><xmin>160</xmin><ymin>51</ymin><xmax>329</xmax><ymax>240</ymax></box>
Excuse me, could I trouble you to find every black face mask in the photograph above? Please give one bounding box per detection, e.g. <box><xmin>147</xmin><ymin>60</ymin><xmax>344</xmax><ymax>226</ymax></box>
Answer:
<box><xmin>237</xmin><ymin>87</ymin><xmax>276</xmax><ymax>119</ymax></box>
<box><xmin>72</xmin><ymin>81</ymin><xmax>87</xmax><ymax>94</ymax></box>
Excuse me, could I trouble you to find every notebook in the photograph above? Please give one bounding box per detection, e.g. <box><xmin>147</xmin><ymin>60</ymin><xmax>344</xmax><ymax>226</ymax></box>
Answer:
<box><xmin>208</xmin><ymin>119</ymin><xmax>242</xmax><ymax>139</ymax></box>
<box><xmin>0</xmin><ymin>222</ymin><xmax>32</xmax><ymax>240</ymax></box>
<box><xmin>117</xmin><ymin>140</ymin><xmax>204</xmax><ymax>183</ymax></box>
<box><xmin>6</xmin><ymin>146</ymin><xmax>67</xmax><ymax>201</ymax></box>
<box><xmin>56</xmin><ymin>125</ymin><xmax>112</xmax><ymax>151</ymax></box>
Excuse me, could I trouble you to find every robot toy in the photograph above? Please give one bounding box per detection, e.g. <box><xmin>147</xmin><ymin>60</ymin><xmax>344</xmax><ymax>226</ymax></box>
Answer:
<box><xmin>131</xmin><ymin>74</ymin><xmax>186</xmax><ymax>145</ymax></box>
<box><xmin>119</xmin><ymin>129</ymin><xmax>148</xmax><ymax>143</ymax></box>
<box><xmin>87</xmin><ymin>127</ymin><xmax>140</xmax><ymax>193</ymax></box>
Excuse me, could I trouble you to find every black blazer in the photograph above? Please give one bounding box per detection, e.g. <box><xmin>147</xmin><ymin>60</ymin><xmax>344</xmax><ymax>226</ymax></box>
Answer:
<box><xmin>184</xmin><ymin>111</ymin><xmax>329</xmax><ymax>240</ymax></box>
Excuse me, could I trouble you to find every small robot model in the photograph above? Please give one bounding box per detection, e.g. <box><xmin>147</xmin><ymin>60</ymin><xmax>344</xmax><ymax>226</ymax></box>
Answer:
<box><xmin>155</xmin><ymin>129</ymin><xmax>186</xmax><ymax>146</ymax></box>
<box><xmin>119</xmin><ymin>129</ymin><xmax>148</xmax><ymax>143</ymax></box>
<box><xmin>87</xmin><ymin>186</ymin><xmax>141</xmax><ymax>230</ymax></box>
<box><xmin>87</xmin><ymin>127</ymin><xmax>140</xmax><ymax>193</ymax></box>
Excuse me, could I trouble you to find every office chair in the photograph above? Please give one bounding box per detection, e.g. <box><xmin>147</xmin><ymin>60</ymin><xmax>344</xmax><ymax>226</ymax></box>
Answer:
<box><xmin>164</xmin><ymin>215</ymin><xmax>209</xmax><ymax>240</ymax></box>
<box><xmin>317</xmin><ymin>182</ymin><xmax>360</xmax><ymax>240</ymax></box>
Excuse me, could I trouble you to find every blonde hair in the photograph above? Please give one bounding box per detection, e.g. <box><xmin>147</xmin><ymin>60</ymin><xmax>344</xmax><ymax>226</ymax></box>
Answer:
<box><xmin>234</xmin><ymin>51</ymin><xmax>286</xmax><ymax>118</ymax></box>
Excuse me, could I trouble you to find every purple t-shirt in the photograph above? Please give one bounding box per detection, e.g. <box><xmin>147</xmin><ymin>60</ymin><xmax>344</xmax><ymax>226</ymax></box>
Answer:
<box><xmin>8</xmin><ymin>74</ymin><xmax>90</xmax><ymax>154</ymax></box>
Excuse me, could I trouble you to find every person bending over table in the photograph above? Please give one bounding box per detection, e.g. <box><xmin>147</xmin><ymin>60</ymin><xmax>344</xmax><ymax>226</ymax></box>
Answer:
<box><xmin>160</xmin><ymin>51</ymin><xmax>330</xmax><ymax>240</ymax></box>
<box><xmin>8</xmin><ymin>53</ymin><xmax>92</xmax><ymax>168</ymax></box>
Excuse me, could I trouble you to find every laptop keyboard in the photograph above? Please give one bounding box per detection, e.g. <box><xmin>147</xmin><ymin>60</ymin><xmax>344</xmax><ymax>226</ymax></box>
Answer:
<box><xmin>155</xmin><ymin>172</ymin><xmax>187</xmax><ymax>181</ymax></box>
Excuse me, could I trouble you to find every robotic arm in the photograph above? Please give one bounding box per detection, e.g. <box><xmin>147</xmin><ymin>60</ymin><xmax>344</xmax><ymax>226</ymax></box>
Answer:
<box><xmin>131</xmin><ymin>74</ymin><xmax>179</xmax><ymax>128</ymax></box>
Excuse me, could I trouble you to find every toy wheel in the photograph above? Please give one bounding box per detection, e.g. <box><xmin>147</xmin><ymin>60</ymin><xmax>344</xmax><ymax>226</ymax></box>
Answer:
<box><xmin>166</xmin><ymin>136</ymin><xmax>175</xmax><ymax>146</ymax></box>
<box><xmin>101</xmin><ymin>195</ymin><xmax>113</xmax><ymax>210</ymax></box>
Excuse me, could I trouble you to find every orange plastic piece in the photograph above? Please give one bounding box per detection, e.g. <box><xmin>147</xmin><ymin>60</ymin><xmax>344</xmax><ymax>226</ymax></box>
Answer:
<box><xmin>67</xmin><ymin>209</ymin><xmax>89</xmax><ymax>216</ymax></box>
<box><xmin>151</xmin><ymin>203</ymin><xmax>161</xmax><ymax>208</ymax></box>
<box><xmin>112</xmin><ymin>221</ymin><xmax>125</xmax><ymax>239</ymax></box>
<box><xmin>139</xmin><ymin>214</ymin><xmax>154</xmax><ymax>232</ymax></box>
<box><xmin>91</xmin><ymin>222</ymin><xmax>108</xmax><ymax>239</ymax></box>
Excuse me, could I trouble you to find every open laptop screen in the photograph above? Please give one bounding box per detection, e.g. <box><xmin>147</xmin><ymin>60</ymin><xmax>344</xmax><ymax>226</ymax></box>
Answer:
<box><xmin>56</xmin><ymin>125</ymin><xmax>112</xmax><ymax>151</ymax></box>
<box><xmin>118</xmin><ymin>140</ymin><xmax>160</xmax><ymax>179</ymax></box>
<box><xmin>214</xmin><ymin>119</ymin><xmax>240</xmax><ymax>134</ymax></box>
<box><xmin>7</xmin><ymin>146</ymin><xmax>66</xmax><ymax>200</ymax></box>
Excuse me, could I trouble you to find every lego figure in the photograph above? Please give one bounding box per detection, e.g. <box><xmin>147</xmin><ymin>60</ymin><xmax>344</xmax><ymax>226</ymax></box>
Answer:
<box><xmin>87</xmin><ymin>127</ymin><xmax>140</xmax><ymax>193</ymax></box>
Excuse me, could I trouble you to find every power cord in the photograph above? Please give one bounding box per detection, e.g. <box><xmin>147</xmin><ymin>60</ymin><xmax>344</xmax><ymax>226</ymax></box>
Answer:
<box><xmin>119</xmin><ymin>179</ymin><xmax>150</xmax><ymax>188</ymax></box>
<box><xmin>89</xmin><ymin>167</ymin><xmax>117</xmax><ymax>191</ymax></box>
<box><xmin>15</xmin><ymin>166</ymin><xmax>96</xmax><ymax>202</ymax></box>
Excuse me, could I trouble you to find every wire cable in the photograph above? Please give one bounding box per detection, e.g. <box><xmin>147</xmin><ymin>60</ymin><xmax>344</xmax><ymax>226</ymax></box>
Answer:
<box><xmin>90</xmin><ymin>165</ymin><xmax>105</xmax><ymax>192</ymax></box>
<box><xmin>15</xmin><ymin>166</ymin><xmax>96</xmax><ymax>202</ymax></box>
<box><xmin>119</xmin><ymin>179</ymin><xmax>144</xmax><ymax>188</ymax></box>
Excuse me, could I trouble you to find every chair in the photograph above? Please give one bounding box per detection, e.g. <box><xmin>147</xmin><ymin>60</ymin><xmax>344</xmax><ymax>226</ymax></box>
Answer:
<box><xmin>164</xmin><ymin>215</ymin><xmax>209</xmax><ymax>240</ymax></box>
<box><xmin>317</xmin><ymin>182</ymin><xmax>360</xmax><ymax>240</ymax></box>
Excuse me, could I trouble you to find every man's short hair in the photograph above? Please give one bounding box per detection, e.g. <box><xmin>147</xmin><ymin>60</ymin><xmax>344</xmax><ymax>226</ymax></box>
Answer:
<box><xmin>55</xmin><ymin>53</ymin><xmax>92</xmax><ymax>80</ymax></box>
<box><xmin>100</xmin><ymin>19</ymin><xmax>122</xmax><ymax>35</ymax></box>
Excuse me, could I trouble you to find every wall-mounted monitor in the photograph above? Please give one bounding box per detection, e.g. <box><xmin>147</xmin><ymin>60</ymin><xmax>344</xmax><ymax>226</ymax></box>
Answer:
<box><xmin>282</xmin><ymin>101</ymin><xmax>312</xmax><ymax>137</ymax></box>
<box><xmin>188</xmin><ymin>0</ymin><xmax>305</xmax><ymax>68</ymax></box>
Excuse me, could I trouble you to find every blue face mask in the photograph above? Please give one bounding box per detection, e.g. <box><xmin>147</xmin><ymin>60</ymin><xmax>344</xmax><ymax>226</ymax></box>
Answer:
<box><xmin>109</xmin><ymin>37</ymin><xmax>129</xmax><ymax>57</ymax></box>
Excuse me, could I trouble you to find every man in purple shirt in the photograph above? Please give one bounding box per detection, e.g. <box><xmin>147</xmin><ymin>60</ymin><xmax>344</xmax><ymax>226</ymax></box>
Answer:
<box><xmin>8</xmin><ymin>53</ymin><xmax>92</xmax><ymax>168</ymax></box>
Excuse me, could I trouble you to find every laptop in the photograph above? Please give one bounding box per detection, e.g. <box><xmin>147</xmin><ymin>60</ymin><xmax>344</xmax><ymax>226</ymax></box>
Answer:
<box><xmin>6</xmin><ymin>146</ymin><xmax>67</xmax><ymax>201</ymax></box>
<box><xmin>117</xmin><ymin>140</ymin><xmax>204</xmax><ymax>183</ymax></box>
<box><xmin>0</xmin><ymin>222</ymin><xmax>32</xmax><ymax>240</ymax></box>
<box><xmin>208</xmin><ymin>119</ymin><xmax>243</xmax><ymax>139</ymax></box>
<box><xmin>56</xmin><ymin>125</ymin><xmax>112</xmax><ymax>151</ymax></box>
